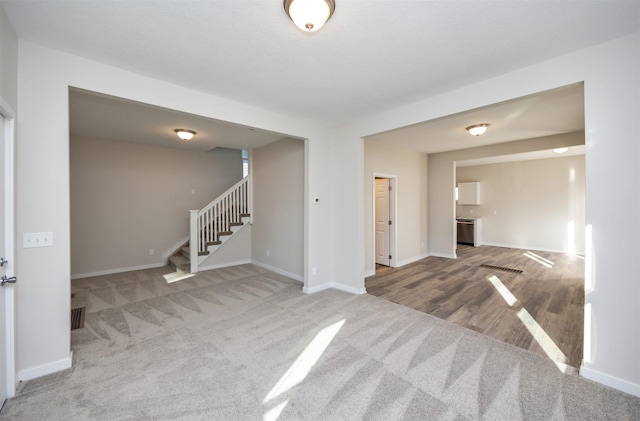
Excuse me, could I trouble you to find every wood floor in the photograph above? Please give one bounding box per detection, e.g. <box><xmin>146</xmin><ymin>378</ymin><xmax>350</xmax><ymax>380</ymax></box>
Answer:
<box><xmin>366</xmin><ymin>245</ymin><xmax>585</xmax><ymax>370</ymax></box>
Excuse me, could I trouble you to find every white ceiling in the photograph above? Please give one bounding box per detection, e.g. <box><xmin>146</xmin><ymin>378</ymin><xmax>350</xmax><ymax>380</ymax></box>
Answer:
<box><xmin>367</xmin><ymin>83</ymin><xmax>585</xmax><ymax>154</ymax></box>
<box><xmin>2</xmin><ymin>1</ymin><xmax>638</xmax><ymax>153</ymax></box>
<box><xmin>69</xmin><ymin>89</ymin><xmax>287</xmax><ymax>152</ymax></box>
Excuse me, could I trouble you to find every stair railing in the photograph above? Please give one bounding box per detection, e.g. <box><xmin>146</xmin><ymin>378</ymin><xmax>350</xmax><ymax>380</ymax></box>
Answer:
<box><xmin>189</xmin><ymin>177</ymin><xmax>250</xmax><ymax>273</ymax></box>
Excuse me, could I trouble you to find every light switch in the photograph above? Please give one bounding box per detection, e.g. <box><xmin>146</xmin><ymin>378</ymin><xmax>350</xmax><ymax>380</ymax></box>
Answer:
<box><xmin>23</xmin><ymin>232</ymin><xmax>53</xmax><ymax>248</ymax></box>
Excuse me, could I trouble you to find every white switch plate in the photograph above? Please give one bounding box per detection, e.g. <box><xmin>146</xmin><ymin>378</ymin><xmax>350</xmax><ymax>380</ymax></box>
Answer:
<box><xmin>23</xmin><ymin>232</ymin><xmax>53</xmax><ymax>248</ymax></box>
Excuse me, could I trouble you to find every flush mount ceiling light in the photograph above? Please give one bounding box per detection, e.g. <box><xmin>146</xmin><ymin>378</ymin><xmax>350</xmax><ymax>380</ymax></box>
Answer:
<box><xmin>174</xmin><ymin>129</ymin><xmax>196</xmax><ymax>141</ymax></box>
<box><xmin>466</xmin><ymin>124</ymin><xmax>490</xmax><ymax>136</ymax></box>
<box><xmin>553</xmin><ymin>147</ymin><xmax>569</xmax><ymax>154</ymax></box>
<box><xmin>284</xmin><ymin>0</ymin><xmax>335</xmax><ymax>32</ymax></box>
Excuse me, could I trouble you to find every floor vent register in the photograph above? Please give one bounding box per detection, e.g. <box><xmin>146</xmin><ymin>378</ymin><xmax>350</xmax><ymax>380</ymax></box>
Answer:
<box><xmin>71</xmin><ymin>307</ymin><xmax>86</xmax><ymax>330</ymax></box>
<box><xmin>479</xmin><ymin>264</ymin><xmax>523</xmax><ymax>274</ymax></box>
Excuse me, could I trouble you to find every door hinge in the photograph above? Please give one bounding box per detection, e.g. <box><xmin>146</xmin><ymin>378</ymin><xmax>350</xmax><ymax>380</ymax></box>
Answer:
<box><xmin>388</xmin><ymin>185</ymin><xmax>392</xmax><ymax>191</ymax></box>
<box><xmin>388</xmin><ymin>220</ymin><xmax>392</xmax><ymax>225</ymax></box>
<box><xmin>388</xmin><ymin>255</ymin><xmax>392</xmax><ymax>260</ymax></box>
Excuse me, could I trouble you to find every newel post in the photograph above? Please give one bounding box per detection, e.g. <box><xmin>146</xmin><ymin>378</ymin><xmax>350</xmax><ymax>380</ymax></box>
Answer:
<box><xmin>189</xmin><ymin>210</ymin><xmax>199</xmax><ymax>273</ymax></box>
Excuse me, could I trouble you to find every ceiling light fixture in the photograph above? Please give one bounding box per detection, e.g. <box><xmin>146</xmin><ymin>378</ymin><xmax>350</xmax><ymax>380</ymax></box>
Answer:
<box><xmin>284</xmin><ymin>0</ymin><xmax>335</xmax><ymax>32</ymax></box>
<box><xmin>553</xmin><ymin>147</ymin><xmax>569</xmax><ymax>154</ymax></box>
<box><xmin>175</xmin><ymin>129</ymin><xmax>196</xmax><ymax>141</ymax></box>
<box><xmin>466</xmin><ymin>124</ymin><xmax>490</xmax><ymax>136</ymax></box>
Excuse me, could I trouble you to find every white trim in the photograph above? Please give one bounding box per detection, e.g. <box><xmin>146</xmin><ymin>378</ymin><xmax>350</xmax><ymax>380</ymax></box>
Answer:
<box><xmin>18</xmin><ymin>352</ymin><xmax>73</xmax><ymax>382</ymax></box>
<box><xmin>303</xmin><ymin>281</ymin><xmax>367</xmax><ymax>295</ymax></box>
<box><xmin>429</xmin><ymin>252</ymin><xmax>457</xmax><ymax>259</ymax></box>
<box><xmin>372</xmin><ymin>173</ymin><xmax>398</xmax><ymax>268</ymax></box>
<box><xmin>163</xmin><ymin>236</ymin><xmax>188</xmax><ymax>261</ymax></box>
<box><xmin>251</xmin><ymin>260</ymin><xmax>304</xmax><ymax>283</ymax></box>
<box><xmin>364</xmin><ymin>269</ymin><xmax>375</xmax><ymax>277</ymax></box>
<box><xmin>0</xmin><ymin>99</ymin><xmax>16</xmax><ymax>399</ymax></box>
<box><xmin>70</xmin><ymin>263</ymin><xmax>167</xmax><ymax>280</ymax></box>
<box><xmin>396</xmin><ymin>253</ymin><xmax>430</xmax><ymax>268</ymax></box>
<box><xmin>480</xmin><ymin>241</ymin><xmax>583</xmax><ymax>256</ymax></box>
<box><xmin>198</xmin><ymin>259</ymin><xmax>252</xmax><ymax>272</ymax></box>
<box><xmin>580</xmin><ymin>365</ymin><xmax>640</xmax><ymax>397</ymax></box>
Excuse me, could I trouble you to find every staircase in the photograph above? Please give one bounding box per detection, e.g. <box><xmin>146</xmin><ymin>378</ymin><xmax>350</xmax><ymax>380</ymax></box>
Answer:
<box><xmin>168</xmin><ymin>177</ymin><xmax>251</xmax><ymax>273</ymax></box>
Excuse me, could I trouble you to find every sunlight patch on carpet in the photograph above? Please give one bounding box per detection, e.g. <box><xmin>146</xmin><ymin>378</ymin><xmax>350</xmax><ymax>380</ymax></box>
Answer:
<box><xmin>164</xmin><ymin>271</ymin><xmax>195</xmax><ymax>284</ymax></box>
<box><xmin>264</xmin><ymin>319</ymin><xmax>345</xmax><ymax>404</ymax></box>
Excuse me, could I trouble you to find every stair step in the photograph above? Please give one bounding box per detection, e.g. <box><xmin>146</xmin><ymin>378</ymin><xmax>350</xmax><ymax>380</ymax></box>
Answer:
<box><xmin>168</xmin><ymin>254</ymin><xmax>190</xmax><ymax>272</ymax></box>
<box><xmin>229</xmin><ymin>222</ymin><xmax>244</xmax><ymax>227</ymax></box>
<box><xmin>182</xmin><ymin>246</ymin><xmax>209</xmax><ymax>259</ymax></box>
<box><xmin>206</xmin><ymin>240</ymin><xmax>222</xmax><ymax>246</ymax></box>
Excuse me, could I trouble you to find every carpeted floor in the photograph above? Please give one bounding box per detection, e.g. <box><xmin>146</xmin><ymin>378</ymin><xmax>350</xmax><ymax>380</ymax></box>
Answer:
<box><xmin>1</xmin><ymin>264</ymin><xmax>638</xmax><ymax>420</ymax></box>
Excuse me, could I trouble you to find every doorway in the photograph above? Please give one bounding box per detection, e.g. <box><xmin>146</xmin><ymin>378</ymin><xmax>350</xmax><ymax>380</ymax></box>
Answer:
<box><xmin>373</xmin><ymin>175</ymin><xmax>396</xmax><ymax>269</ymax></box>
<box><xmin>0</xmin><ymin>101</ymin><xmax>16</xmax><ymax>405</ymax></box>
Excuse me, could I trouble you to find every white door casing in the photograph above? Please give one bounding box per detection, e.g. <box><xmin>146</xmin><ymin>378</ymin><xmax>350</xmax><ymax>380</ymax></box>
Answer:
<box><xmin>375</xmin><ymin>178</ymin><xmax>390</xmax><ymax>266</ymax></box>
<box><xmin>0</xmin><ymin>99</ymin><xmax>16</xmax><ymax>404</ymax></box>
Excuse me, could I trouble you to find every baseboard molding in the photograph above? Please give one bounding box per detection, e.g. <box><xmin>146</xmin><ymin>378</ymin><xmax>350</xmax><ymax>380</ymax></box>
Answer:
<box><xmin>198</xmin><ymin>259</ymin><xmax>252</xmax><ymax>273</ymax></box>
<box><xmin>580</xmin><ymin>365</ymin><xmax>640</xmax><ymax>397</ymax></box>
<box><xmin>396</xmin><ymin>253</ymin><xmax>430</xmax><ymax>268</ymax></box>
<box><xmin>71</xmin><ymin>263</ymin><xmax>167</xmax><ymax>280</ymax></box>
<box><xmin>428</xmin><ymin>252</ymin><xmax>456</xmax><ymax>259</ymax></box>
<box><xmin>481</xmin><ymin>241</ymin><xmax>585</xmax><ymax>256</ymax></box>
<box><xmin>251</xmin><ymin>260</ymin><xmax>303</xmax><ymax>283</ymax></box>
<box><xmin>303</xmin><ymin>282</ymin><xmax>367</xmax><ymax>295</ymax></box>
<box><xmin>19</xmin><ymin>352</ymin><xmax>73</xmax><ymax>382</ymax></box>
<box><xmin>364</xmin><ymin>269</ymin><xmax>375</xmax><ymax>277</ymax></box>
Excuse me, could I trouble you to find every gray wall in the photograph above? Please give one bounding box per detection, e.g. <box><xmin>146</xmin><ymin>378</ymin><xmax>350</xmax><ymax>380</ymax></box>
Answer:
<box><xmin>363</xmin><ymin>138</ymin><xmax>428</xmax><ymax>274</ymax></box>
<box><xmin>70</xmin><ymin>136</ymin><xmax>243</xmax><ymax>276</ymax></box>
<box><xmin>457</xmin><ymin>155</ymin><xmax>585</xmax><ymax>254</ymax></box>
<box><xmin>0</xmin><ymin>5</ymin><xmax>17</xmax><ymax>110</ymax></box>
<box><xmin>428</xmin><ymin>132</ymin><xmax>585</xmax><ymax>257</ymax></box>
<box><xmin>251</xmin><ymin>138</ymin><xmax>304</xmax><ymax>279</ymax></box>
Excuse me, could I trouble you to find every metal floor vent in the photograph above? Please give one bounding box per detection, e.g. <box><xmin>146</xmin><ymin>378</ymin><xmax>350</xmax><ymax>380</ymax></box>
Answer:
<box><xmin>480</xmin><ymin>264</ymin><xmax>523</xmax><ymax>274</ymax></box>
<box><xmin>71</xmin><ymin>307</ymin><xmax>86</xmax><ymax>330</ymax></box>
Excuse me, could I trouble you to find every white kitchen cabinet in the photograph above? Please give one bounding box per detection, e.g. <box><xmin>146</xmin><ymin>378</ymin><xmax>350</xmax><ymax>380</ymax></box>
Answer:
<box><xmin>458</xmin><ymin>182</ymin><xmax>480</xmax><ymax>205</ymax></box>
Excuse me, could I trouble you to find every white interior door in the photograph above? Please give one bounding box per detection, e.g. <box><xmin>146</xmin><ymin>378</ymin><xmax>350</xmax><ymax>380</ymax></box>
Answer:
<box><xmin>0</xmin><ymin>114</ymin><xmax>7</xmax><ymax>407</ymax></box>
<box><xmin>375</xmin><ymin>178</ymin><xmax>390</xmax><ymax>266</ymax></box>
<box><xmin>0</xmin><ymin>110</ymin><xmax>16</xmax><ymax>406</ymax></box>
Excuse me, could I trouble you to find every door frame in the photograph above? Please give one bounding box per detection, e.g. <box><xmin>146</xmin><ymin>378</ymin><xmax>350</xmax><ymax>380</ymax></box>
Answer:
<box><xmin>0</xmin><ymin>96</ymin><xmax>16</xmax><ymax>399</ymax></box>
<box><xmin>372</xmin><ymin>173</ymin><xmax>397</xmax><ymax>269</ymax></box>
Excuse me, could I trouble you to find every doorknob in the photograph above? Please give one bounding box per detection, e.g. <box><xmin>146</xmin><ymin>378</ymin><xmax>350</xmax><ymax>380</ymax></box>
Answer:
<box><xmin>0</xmin><ymin>257</ymin><xmax>7</xmax><ymax>267</ymax></box>
<box><xmin>1</xmin><ymin>275</ymin><xmax>16</xmax><ymax>286</ymax></box>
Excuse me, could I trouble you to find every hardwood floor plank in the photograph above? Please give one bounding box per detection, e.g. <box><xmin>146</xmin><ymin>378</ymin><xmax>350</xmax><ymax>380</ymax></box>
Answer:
<box><xmin>365</xmin><ymin>244</ymin><xmax>584</xmax><ymax>368</ymax></box>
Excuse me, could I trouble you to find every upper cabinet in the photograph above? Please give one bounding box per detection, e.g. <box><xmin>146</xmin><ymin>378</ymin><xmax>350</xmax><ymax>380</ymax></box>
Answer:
<box><xmin>458</xmin><ymin>182</ymin><xmax>480</xmax><ymax>205</ymax></box>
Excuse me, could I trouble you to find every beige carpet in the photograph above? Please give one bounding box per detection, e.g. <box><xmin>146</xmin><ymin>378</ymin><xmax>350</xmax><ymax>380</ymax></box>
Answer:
<box><xmin>0</xmin><ymin>264</ymin><xmax>638</xmax><ymax>420</ymax></box>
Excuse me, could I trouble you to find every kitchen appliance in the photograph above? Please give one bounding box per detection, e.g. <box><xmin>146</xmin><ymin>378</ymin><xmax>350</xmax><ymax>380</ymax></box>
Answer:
<box><xmin>457</xmin><ymin>218</ymin><xmax>475</xmax><ymax>245</ymax></box>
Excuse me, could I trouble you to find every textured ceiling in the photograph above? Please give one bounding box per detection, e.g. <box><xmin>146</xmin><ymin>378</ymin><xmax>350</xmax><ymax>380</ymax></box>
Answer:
<box><xmin>3</xmin><ymin>1</ymin><xmax>638</xmax><ymax>127</ymax></box>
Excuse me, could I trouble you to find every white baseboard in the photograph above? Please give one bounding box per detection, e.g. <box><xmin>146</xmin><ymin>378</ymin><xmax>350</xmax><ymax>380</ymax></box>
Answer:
<box><xmin>198</xmin><ymin>259</ymin><xmax>252</xmax><ymax>273</ymax></box>
<box><xmin>19</xmin><ymin>352</ymin><xmax>73</xmax><ymax>382</ymax></box>
<box><xmin>251</xmin><ymin>260</ymin><xmax>304</xmax><ymax>283</ymax></box>
<box><xmin>364</xmin><ymin>269</ymin><xmax>375</xmax><ymax>277</ymax></box>
<box><xmin>71</xmin><ymin>263</ymin><xmax>167</xmax><ymax>280</ymax></box>
<box><xmin>480</xmin><ymin>241</ymin><xmax>584</xmax><ymax>256</ymax></box>
<box><xmin>580</xmin><ymin>365</ymin><xmax>640</xmax><ymax>397</ymax></box>
<box><xmin>429</xmin><ymin>252</ymin><xmax>456</xmax><ymax>259</ymax></box>
<box><xmin>303</xmin><ymin>282</ymin><xmax>367</xmax><ymax>295</ymax></box>
<box><xmin>396</xmin><ymin>253</ymin><xmax>430</xmax><ymax>268</ymax></box>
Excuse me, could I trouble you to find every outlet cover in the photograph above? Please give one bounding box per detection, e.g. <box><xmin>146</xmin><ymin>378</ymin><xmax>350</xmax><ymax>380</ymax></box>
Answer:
<box><xmin>23</xmin><ymin>232</ymin><xmax>53</xmax><ymax>248</ymax></box>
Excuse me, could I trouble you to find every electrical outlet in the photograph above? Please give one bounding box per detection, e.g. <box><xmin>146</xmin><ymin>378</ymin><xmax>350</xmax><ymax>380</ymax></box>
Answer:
<box><xmin>149</xmin><ymin>249</ymin><xmax>155</xmax><ymax>255</ymax></box>
<box><xmin>266</xmin><ymin>250</ymin><xmax>270</xmax><ymax>257</ymax></box>
<box><xmin>312</xmin><ymin>267</ymin><xmax>317</xmax><ymax>275</ymax></box>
